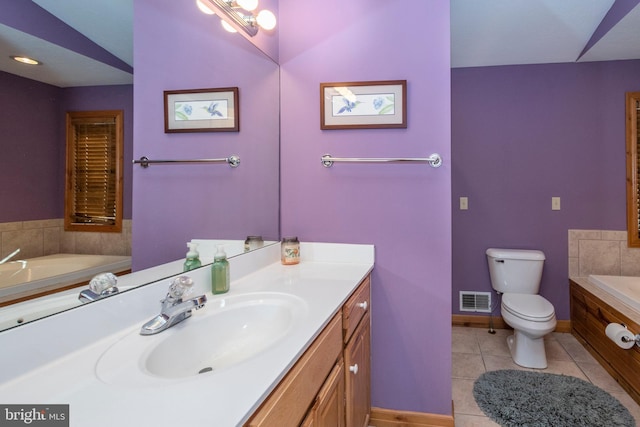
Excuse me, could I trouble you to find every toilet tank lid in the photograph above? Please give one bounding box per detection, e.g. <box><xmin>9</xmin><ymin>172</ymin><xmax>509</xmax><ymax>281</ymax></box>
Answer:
<box><xmin>486</xmin><ymin>248</ymin><xmax>545</xmax><ymax>261</ymax></box>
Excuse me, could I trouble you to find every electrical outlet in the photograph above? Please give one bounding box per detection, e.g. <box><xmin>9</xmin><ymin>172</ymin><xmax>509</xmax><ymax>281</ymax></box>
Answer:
<box><xmin>552</xmin><ymin>197</ymin><xmax>561</xmax><ymax>211</ymax></box>
<box><xmin>460</xmin><ymin>197</ymin><xmax>469</xmax><ymax>210</ymax></box>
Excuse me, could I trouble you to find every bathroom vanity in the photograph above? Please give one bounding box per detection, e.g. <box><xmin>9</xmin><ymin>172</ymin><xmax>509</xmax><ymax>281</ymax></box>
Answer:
<box><xmin>0</xmin><ymin>243</ymin><xmax>374</xmax><ymax>426</ymax></box>
<box><xmin>247</xmin><ymin>275</ymin><xmax>371</xmax><ymax>426</ymax></box>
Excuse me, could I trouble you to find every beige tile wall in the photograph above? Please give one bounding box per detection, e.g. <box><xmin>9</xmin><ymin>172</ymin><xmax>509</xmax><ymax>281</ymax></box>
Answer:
<box><xmin>569</xmin><ymin>229</ymin><xmax>640</xmax><ymax>277</ymax></box>
<box><xmin>0</xmin><ymin>219</ymin><xmax>131</xmax><ymax>260</ymax></box>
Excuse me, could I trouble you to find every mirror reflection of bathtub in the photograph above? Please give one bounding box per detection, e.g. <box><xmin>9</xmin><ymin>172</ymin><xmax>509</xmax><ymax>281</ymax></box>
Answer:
<box><xmin>0</xmin><ymin>254</ymin><xmax>131</xmax><ymax>330</ymax></box>
<box><xmin>0</xmin><ymin>254</ymin><xmax>132</xmax><ymax>303</ymax></box>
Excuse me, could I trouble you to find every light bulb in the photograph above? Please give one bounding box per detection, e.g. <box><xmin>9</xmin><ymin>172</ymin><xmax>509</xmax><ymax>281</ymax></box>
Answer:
<box><xmin>221</xmin><ymin>19</ymin><xmax>238</xmax><ymax>33</ymax></box>
<box><xmin>236</xmin><ymin>0</ymin><xmax>258</xmax><ymax>11</ymax></box>
<box><xmin>196</xmin><ymin>0</ymin><xmax>215</xmax><ymax>15</ymax></box>
<box><xmin>256</xmin><ymin>9</ymin><xmax>276</xmax><ymax>30</ymax></box>
<box><xmin>11</xmin><ymin>56</ymin><xmax>40</xmax><ymax>65</ymax></box>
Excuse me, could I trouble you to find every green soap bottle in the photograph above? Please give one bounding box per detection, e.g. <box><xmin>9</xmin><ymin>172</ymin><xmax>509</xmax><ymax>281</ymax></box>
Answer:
<box><xmin>183</xmin><ymin>242</ymin><xmax>202</xmax><ymax>272</ymax></box>
<box><xmin>211</xmin><ymin>245</ymin><xmax>230</xmax><ymax>294</ymax></box>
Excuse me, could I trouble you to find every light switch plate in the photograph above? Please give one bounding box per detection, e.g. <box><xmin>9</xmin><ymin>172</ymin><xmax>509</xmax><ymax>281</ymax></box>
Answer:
<box><xmin>552</xmin><ymin>197</ymin><xmax>561</xmax><ymax>211</ymax></box>
<box><xmin>460</xmin><ymin>197</ymin><xmax>469</xmax><ymax>210</ymax></box>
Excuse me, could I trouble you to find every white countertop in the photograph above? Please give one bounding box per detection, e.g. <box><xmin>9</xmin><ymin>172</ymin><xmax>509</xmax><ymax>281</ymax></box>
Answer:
<box><xmin>0</xmin><ymin>242</ymin><xmax>374</xmax><ymax>427</ymax></box>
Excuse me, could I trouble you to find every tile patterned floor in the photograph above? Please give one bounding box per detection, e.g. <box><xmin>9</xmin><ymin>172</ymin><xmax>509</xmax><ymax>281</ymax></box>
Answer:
<box><xmin>452</xmin><ymin>326</ymin><xmax>640</xmax><ymax>426</ymax></box>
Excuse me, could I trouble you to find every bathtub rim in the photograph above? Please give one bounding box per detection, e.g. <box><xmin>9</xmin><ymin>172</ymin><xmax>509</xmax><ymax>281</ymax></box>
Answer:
<box><xmin>571</xmin><ymin>276</ymin><xmax>640</xmax><ymax>324</ymax></box>
<box><xmin>588</xmin><ymin>274</ymin><xmax>640</xmax><ymax>313</ymax></box>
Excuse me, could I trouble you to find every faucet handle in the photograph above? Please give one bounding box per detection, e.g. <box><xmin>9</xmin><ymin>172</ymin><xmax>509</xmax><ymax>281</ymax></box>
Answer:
<box><xmin>89</xmin><ymin>273</ymin><xmax>118</xmax><ymax>294</ymax></box>
<box><xmin>167</xmin><ymin>276</ymin><xmax>194</xmax><ymax>299</ymax></box>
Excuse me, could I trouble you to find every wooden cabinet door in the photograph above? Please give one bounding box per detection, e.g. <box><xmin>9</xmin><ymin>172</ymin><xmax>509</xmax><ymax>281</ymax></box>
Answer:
<box><xmin>300</xmin><ymin>405</ymin><xmax>316</xmax><ymax>427</ymax></box>
<box><xmin>246</xmin><ymin>315</ymin><xmax>343</xmax><ymax>427</ymax></box>
<box><xmin>315</xmin><ymin>358</ymin><xmax>345</xmax><ymax>427</ymax></box>
<box><xmin>344</xmin><ymin>313</ymin><xmax>370</xmax><ymax>427</ymax></box>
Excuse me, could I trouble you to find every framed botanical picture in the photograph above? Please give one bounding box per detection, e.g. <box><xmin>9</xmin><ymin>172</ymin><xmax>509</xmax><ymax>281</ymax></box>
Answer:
<box><xmin>164</xmin><ymin>87</ymin><xmax>239</xmax><ymax>133</ymax></box>
<box><xmin>320</xmin><ymin>80</ymin><xmax>407</xmax><ymax>130</ymax></box>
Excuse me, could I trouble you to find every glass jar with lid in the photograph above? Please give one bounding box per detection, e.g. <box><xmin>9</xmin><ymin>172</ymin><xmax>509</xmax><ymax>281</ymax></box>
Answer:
<box><xmin>281</xmin><ymin>237</ymin><xmax>300</xmax><ymax>265</ymax></box>
<box><xmin>244</xmin><ymin>235</ymin><xmax>264</xmax><ymax>252</ymax></box>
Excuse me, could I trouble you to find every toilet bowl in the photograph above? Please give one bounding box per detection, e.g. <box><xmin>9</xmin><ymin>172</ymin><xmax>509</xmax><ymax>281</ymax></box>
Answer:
<box><xmin>501</xmin><ymin>293</ymin><xmax>556</xmax><ymax>369</ymax></box>
<box><xmin>486</xmin><ymin>248</ymin><xmax>557</xmax><ymax>369</ymax></box>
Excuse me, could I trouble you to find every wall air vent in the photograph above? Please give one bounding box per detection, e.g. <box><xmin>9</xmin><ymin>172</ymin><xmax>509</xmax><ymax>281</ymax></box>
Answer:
<box><xmin>459</xmin><ymin>291</ymin><xmax>491</xmax><ymax>313</ymax></box>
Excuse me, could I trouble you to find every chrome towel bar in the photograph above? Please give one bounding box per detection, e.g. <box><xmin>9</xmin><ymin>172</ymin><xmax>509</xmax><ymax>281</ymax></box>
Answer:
<box><xmin>321</xmin><ymin>153</ymin><xmax>442</xmax><ymax>168</ymax></box>
<box><xmin>133</xmin><ymin>155</ymin><xmax>240</xmax><ymax>168</ymax></box>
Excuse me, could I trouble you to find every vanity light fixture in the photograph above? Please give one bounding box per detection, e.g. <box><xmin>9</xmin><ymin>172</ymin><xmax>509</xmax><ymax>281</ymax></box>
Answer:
<box><xmin>196</xmin><ymin>0</ymin><xmax>276</xmax><ymax>37</ymax></box>
<box><xmin>11</xmin><ymin>55</ymin><xmax>41</xmax><ymax>65</ymax></box>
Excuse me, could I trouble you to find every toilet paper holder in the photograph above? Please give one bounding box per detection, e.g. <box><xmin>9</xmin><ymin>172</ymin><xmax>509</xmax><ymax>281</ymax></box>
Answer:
<box><xmin>609</xmin><ymin>323</ymin><xmax>640</xmax><ymax>347</ymax></box>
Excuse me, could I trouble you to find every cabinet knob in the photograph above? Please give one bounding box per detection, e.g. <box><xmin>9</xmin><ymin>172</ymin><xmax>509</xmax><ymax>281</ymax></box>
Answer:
<box><xmin>357</xmin><ymin>301</ymin><xmax>368</xmax><ymax>311</ymax></box>
<box><xmin>349</xmin><ymin>364</ymin><xmax>359</xmax><ymax>375</ymax></box>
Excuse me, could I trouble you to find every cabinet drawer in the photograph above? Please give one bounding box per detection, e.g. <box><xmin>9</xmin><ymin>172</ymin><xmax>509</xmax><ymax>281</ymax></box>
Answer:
<box><xmin>246</xmin><ymin>314</ymin><xmax>343</xmax><ymax>427</ymax></box>
<box><xmin>343</xmin><ymin>277</ymin><xmax>371</xmax><ymax>343</ymax></box>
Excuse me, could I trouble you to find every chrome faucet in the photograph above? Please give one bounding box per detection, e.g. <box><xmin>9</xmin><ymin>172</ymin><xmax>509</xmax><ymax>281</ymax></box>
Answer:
<box><xmin>78</xmin><ymin>273</ymin><xmax>119</xmax><ymax>303</ymax></box>
<box><xmin>140</xmin><ymin>276</ymin><xmax>207</xmax><ymax>335</ymax></box>
<box><xmin>0</xmin><ymin>248</ymin><xmax>20</xmax><ymax>265</ymax></box>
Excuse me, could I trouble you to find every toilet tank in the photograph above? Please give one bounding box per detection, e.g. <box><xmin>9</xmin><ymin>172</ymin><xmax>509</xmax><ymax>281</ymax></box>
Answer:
<box><xmin>486</xmin><ymin>248</ymin><xmax>545</xmax><ymax>294</ymax></box>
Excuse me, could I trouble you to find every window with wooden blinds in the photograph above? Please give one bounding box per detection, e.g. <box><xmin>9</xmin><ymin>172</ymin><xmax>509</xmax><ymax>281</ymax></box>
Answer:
<box><xmin>626</xmin><ymin>93</ymin><xmax>640</xmax><ymax>247</ymax></box>
<box><xmin>65</xmin><ymin>111</ymin><xmax>123</xmax><ymax>232</ymax></box>
<box><xmin>637</xmin><ymin>99</ymin><xmax>640</xmax><ymax>232</ymax></box>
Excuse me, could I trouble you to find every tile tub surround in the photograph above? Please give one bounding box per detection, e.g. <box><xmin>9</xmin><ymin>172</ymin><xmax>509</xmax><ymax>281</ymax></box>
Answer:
<box><xmin>0</xmin><ymin>219</ymin><xmax>132</xmax><ymax>259</ymax></box>
<box><xmin>568</xmin><ymin>229</ymin><xmax>640</xmax><ymax>277</ymax></box>
<box><xmin>0</xmin><ymin>243</ymin><xmax>374</xmax><ymax>427</ymax></box>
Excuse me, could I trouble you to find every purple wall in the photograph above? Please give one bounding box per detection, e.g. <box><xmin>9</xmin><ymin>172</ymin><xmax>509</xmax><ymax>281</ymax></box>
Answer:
<box><xmin>452</xmin><ymin>60</ymin><xmax>640</xmax><ymax>320</ymax></box>
<box><xmin>0</xmin><ymin>71</ymin><xmax>62</xmax><ymax>222</ymax></box>
<box><xmin>279</xmin><ymin>0</ymin><xmax>452</xmax><ymax>416</ymax></box>
<box><xmin>132</xmin><ymin>1</ymin><xmax>280</xmax><ymax>270</ymax></box>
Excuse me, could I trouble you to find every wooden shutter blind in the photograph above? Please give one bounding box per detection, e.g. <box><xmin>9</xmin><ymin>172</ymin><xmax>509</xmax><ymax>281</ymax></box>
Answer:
<box><xmin>65</xmin><ymin>111</ymin><xmax>123</xmax><ymax>232</ymax></box>
<box><xmin>626</xmin><ymin>93</ymin><xmax>640</xmax><ymax>247</ymax></box>
<box><xmin>637</xmin><ymin>99</ymin><xmax>640</xmax><ymax>234</ymax></box>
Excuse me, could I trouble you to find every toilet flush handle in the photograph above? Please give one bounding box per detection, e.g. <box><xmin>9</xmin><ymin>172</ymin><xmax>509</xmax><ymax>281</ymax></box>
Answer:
<box><xmin>495</xmin><ymin>259</ymin><xmax>505</xmax><ymax>263</ymax></box>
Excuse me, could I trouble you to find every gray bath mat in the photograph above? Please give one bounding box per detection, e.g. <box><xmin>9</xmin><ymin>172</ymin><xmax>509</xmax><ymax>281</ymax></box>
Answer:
<box><xmin>473</xmin><ymin>369</ymin><xmax>635</xmax><ymax>427</ymax></box>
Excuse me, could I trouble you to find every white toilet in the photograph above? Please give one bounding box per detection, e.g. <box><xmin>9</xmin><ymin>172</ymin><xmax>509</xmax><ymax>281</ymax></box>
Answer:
<box><xmin>486</xmin><ymin>248</ymin><xmax>557</xmax><ymax>369</ymax></box>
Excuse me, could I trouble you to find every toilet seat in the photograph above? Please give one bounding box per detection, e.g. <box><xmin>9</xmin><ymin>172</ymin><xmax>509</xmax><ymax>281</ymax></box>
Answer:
<box><xmin>502</xmin><ymin>293</ymin><xmax>555</xmax><ymax>322</ymax></box>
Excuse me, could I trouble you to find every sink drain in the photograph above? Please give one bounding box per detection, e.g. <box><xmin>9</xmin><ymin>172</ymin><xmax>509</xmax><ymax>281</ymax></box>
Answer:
<box><xmin>198</xmin><ymin>367</ymin><xmax>213</xmax><ymax>374</ymax></box>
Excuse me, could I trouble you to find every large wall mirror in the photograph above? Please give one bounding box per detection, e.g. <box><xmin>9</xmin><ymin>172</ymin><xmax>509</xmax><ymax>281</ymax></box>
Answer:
<box><xmin>0</xmin><ymin>0</ymin><xmax>280</xmax><ymax>331</ymax></box>
<box><xmin>627</xmin><ymin>92</ymin><xmax>640</xmax><ymax>247</ymax></box>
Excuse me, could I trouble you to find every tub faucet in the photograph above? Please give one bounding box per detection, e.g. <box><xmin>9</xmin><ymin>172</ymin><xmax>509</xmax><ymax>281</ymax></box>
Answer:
<box><xmin>140</xmin><ymin>276</ymin><xmax>207</xmax><ymax>335</ymax></box>
<box><xmin>78</xmin><ymin>273</ymin><xmax>119</xmax><ymax>303</ymax></box>
<box><xmin>0</xmin><ymin>248</ymin><xmax>20</xmax><ymax>265</ymax></box>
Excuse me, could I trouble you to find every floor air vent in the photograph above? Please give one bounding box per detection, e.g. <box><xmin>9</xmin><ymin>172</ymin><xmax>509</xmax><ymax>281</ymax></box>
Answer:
<box><xmin>459</xmin><ymin>291</ymin><xmax>491</xmax><ymax>313</ymax></box>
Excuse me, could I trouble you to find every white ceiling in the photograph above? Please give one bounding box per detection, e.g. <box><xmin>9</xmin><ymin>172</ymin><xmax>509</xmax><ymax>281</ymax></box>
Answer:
<box><xmin>32</xmin><ymin>0</ymin><xmax>133</xmax><ymax>67</ymax></box>
<box><xmin>452</xmin><ymin>0</ymin><xmax>640</xmax><ymax>68</ymax></box>
<box><xmin>580</xmin><ymin>3</ymin><xmax>640</xmax><ymax>62</ymax></box>
<box><xmin>3</xmin><ymin>1</ymin><xmax>640</xmax><ymax>87</ymax></box>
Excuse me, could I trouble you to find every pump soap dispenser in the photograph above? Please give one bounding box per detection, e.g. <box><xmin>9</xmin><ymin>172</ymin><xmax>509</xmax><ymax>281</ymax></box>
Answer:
<box><xmin>183</xmin><ymin>242</ymin><xmax>202</xmax><ymax>272</ymax></box>
<box><xmin>211</xmin><ymin>245</ymin><xmax>230</xmax><ymax>294</ymax></box>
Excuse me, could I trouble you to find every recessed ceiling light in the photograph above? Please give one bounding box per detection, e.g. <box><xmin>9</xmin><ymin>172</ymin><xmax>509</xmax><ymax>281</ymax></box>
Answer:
<box><xmin>11</xmin><ymin>56</ymin><xmax>41</xmax><ymax>65</ymax></box>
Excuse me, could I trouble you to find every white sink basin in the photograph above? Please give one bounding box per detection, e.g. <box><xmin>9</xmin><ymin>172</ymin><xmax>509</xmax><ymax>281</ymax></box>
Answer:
<box><xmin>96</xmin><ymin>292</ymin><xmax>307</xmax><ymax>387</ymax></box>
